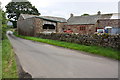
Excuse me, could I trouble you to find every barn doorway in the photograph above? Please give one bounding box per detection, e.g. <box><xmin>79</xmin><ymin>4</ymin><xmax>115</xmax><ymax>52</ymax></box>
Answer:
<box><xmin>43</xmin><ymin>24</ymin><xmax>55</xmax><ymax>29</ymax></box>
<box><xmin>43</xmin><ymin>24</ymin><xmax>56</xmax><ymax>33</ymax></box>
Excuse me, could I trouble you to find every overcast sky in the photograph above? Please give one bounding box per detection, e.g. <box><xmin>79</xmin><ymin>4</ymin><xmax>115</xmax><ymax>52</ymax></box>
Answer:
<box><xmin>1</xmin><ymin>0</ymin><xmax>119</xmax><ymax>19</ymax></box>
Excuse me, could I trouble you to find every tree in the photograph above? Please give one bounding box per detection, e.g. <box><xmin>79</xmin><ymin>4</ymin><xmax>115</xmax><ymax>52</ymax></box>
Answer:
<box><xmin>81</xmin><ymin>14</ymin><xmax>89</xmax><ymax>16</ymax></box>
<box><xmin>5</xmin><ymin>1</ymin><xmax>40</xmax><ymax>28</ymax></box>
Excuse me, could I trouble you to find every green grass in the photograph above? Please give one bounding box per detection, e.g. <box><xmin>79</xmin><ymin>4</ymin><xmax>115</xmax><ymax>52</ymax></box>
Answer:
<box><xmin>0</xmin><ymin>42</ymin><xmax>2</xmax><ymax>79</ymax></box>
<box><xmin>2</xmin><ymin>37</ymin><xmax>18</xmax><ymax>78</ymax></box>
<box><xmin>15</xmin><ymin>34</ymin><xmax>120</xmax><ymax>60</ymax></box>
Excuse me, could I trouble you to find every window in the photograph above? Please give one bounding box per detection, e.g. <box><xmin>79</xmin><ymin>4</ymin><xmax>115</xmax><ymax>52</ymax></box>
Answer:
<box><xmin>80</xmin><ymin>27</ymin><xmax>86</xmax><ymax>30</ymax></box>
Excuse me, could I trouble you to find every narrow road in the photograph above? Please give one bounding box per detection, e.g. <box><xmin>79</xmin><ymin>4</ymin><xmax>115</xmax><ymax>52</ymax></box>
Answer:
<box><xmin>8</xmin><ymin>34</ymin><xmax>118</xmax><ymax>78</ymax></box>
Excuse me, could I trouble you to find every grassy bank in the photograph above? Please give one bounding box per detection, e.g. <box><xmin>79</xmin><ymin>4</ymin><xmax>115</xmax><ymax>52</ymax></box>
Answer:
<box><xmin>0</xmin><ymin>42</ymin><xmax>2</xmax><ymax>79</ymax></box>
<box><xmin>15</xmin><ymin>34</ymin><xmax>120</xmax><ymax>60</ymax></box>
<box><xmin>2</xmin><ymin>36</ymin><xmax>18</xmax><ymax>78</ymax></box>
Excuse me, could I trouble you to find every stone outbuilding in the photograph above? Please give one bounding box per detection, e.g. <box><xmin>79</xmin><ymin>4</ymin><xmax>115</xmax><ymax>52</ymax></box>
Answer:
<box><xmin>65</xmin><ymin>14</ymin><xmax>100</xmax><ymax>34</ymax></box>
<box><xmin>65</xmin><ymin>12</ymin><xmax>120</xmax><ymax>34</ymax></box>
<box><xmin>17</xmin><ymin>12</ymin><xmax>120</xmax><ymax>36</ymax></box>
<box><xmin>97</xmin><ymin>13</ymin><xmax>120</xmax><ymax>34</ymax></box>
<box><xmin>17</xmin><ymin>14</ymin><xmax>67</xmax><ymax>36</ymax></box>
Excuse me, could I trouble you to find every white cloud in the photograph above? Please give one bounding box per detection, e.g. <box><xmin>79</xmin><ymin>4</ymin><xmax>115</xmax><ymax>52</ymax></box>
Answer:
<box><xmin>30</xmin><ymin>0</ymin><xmax>54</xmax><ymax>8</ymax></box>
<box><xmin>1</xmin><ymin>0</ymin><xmax>119</xmax><ymax>8</ymax></box>
<box><xmin>1</xmin><ymin>0</ymin><xmax>11</xmax><ymax>9</ymax></box>
<box><xmin>1</xmin><ymin>0</ymin><xmax>119</xmax><ymax>19</ymax></box>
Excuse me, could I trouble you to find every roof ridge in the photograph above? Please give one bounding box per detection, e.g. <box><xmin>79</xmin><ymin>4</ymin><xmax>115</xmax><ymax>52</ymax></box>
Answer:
<box><xmin>41</xmin><ymin>16</ymin><xmax>66</xmax><ymax>19</ymax></box>
<box><xmin>72</xmin><ymin>15</ymin><xmax>100</xmax><ymax>18</ymax></box>
<box><xmin>72</xmin><ymin>13</ymin><xmax>117</xmax><ymax>17</ymax></box>
<box><xmin>21</xmin><ymin>14</ymin><xmax>38</xmax><ymax>16</ymax></box>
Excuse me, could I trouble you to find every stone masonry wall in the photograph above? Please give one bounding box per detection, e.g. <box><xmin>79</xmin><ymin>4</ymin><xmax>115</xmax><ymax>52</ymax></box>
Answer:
<box><xmin>98</xmin><ymin>19</ymin><xmax>120</xmax><ymax>28</ymax></box>
<box><xmin>64</xmin><ymin>25</ymin><xmax>96</xmax><ymax>34</ymax></box>
<box><xmin>36</xmin><ymin>33</ymin><xmax>120</xmax><ymax>49</ymax></box>
<box><xmin>34</xmin><ymin>18</ymin><xmax>43</xmax><ymax>36</ymax></box>
<box><xmin>17</xmin><ymin>17</ymin><xmax>35</xmax><ymax>36</ymax></box>
<box><xmin>57</xmin><ymin>22</ymin><xmax>66</xmax><ymax>33</ymax></box>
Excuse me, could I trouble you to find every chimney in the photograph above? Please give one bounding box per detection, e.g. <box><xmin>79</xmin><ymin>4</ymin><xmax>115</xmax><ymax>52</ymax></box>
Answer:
<box><xmin>70</xmin><ymin>13</ymin><xmax>74</xmax><ymax>17</ymax></box>
<box><xmin>97</xmin><ymin>11</ymin><xmax>101</xmax><ymax>15</ymax></box>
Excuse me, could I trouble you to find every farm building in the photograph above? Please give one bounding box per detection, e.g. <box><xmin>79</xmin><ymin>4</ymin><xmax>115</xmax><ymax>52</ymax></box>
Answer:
<box><xmin>65</xmin><ymin>12</ymin><xmax>120</xmax><ymax>34</ymax></box>
<box><xmin>17</xmin><ymin>12</ymin><xmax>120</xmax><ymax>36</ymax></box>
<box><xmin>97</xmin><ymin>13</ymin><xmax>120</xmax><ymax>34</ymax></box>
<box><xmin>17</xmin><ymin>14</ymin><xmax>67</xmax><ymax>36</ymax></box>
<box><xmin>64</xmin><ymin>13</ymin><xmax>100</xmax><ymax>34</ymax></box>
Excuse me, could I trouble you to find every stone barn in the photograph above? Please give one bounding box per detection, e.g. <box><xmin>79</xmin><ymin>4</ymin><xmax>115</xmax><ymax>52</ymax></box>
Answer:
<box><xmin>65</xmin><ymin>12</ymin><xmax>120</xmax><ymax>34</ymax></box>
<box><xmin>97</xmin><ymin>13</ymin><xmax>120</xmax><ymax>34</ymax></box>
<box><xmin>64</xmin><ymin>14</ymin><xmax>100</xmax><ymax>34</ymax></box>
<box><xmin>17</xmin><ymin>14</ymin><xmax>67</xmax><ymax>36</ymax></box>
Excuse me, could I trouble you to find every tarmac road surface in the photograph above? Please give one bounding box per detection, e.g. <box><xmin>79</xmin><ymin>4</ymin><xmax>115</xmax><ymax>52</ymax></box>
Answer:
<box><xmin>7</xmin><ymin>34</ymin><xmax>118</xmax><ymax>78</ymax></box>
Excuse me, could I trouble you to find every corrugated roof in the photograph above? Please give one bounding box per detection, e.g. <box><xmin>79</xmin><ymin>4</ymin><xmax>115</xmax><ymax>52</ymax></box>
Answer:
<box><xmin>20</xmin><ymin>14</ymin><xmax>67</xmax><ymax>22</ymax></box>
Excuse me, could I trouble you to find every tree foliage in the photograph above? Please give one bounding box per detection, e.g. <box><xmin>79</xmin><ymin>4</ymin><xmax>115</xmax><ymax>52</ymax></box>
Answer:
<box><xmin>0</xmin><ymin>9</ymin><xmax>7</xmax><ymax>40</ymax></box>
<box><xmin>0</xmin><ymin>9</ymin><xmax>7</xmax><ymax>29</ymax></box>
<box><xmin>5</xmin><ymin>1</ymin><xmax>40</xmax><ymax>28</ymax></box>
<box><xmin>1</xmin><ymin>10</ymin><xmax>7</xmax><ymax>25</ymax></box>
<box><xmin>81</xmin><ymin>14</ymin><xmax>89</xmax><ymax>16</ymax></box>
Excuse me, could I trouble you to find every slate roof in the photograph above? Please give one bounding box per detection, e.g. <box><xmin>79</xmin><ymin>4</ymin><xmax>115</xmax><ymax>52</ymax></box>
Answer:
<box><xmin>110</xmin><ymin>13</ymin><xmax>120</xmax><ymax>19</ymax></box>
<box><xmin>99</xmin><ymin>14</ymin><xmax>112</xmax><ymax>19</ymax></box>
<box><xmin>67</xmin><ymin>14</ymin><xmax>113</xmax><ymax>25</ymax></box>
<box><xmin>67</xmin><ymin>15</ymin><xmax>101</xmax><ymax>25</ymax></box>
<box><xmin>20</xmin><ymin>14</ymin><xmax>67</xmax><ymax>22</ymax></box>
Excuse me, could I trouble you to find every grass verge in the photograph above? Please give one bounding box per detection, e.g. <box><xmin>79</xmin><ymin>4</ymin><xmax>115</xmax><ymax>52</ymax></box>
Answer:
<box><xmin>15</xmin><ymin>34</ymin><xmax>120</xmax><ymax>60</ymax></box>
<box><xmin>0</xmin><ymin>42</ymin><xmax>2</xmax><ymax>79</ymax></box>
<box><xmin>2</xmin><ymin>36</ymin><xmax>18</xmax><ymax>78</ymax></box>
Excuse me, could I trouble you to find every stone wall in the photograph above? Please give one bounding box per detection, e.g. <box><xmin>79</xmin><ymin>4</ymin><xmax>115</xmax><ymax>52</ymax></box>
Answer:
<box><xmin>98</xmin><ymin>19</ymin><xmax>120</xmax><ymax>28</ymax></box>
<box><xmin>36</xmin><ymin>33</ymin><xmax>120</xmax><ymax>49</ymax></box>
<box><xmin>57</xmin><ymin>22</ymin><xmax>66</xmax><ymax>33</ymax></box>
<box><xmin>34</xmin><ymin>18</ymin><xmax>43</xmax><ymax>36</ymax></box>
<box><xmin>17</xmin><ymin>17</ymin><xmax>35</xmax><ymax>36</ymax></box>
<box><xmin>64</xmin><ymin>24</ymin><xmax>96</xmax><ymax>34</ymax></box>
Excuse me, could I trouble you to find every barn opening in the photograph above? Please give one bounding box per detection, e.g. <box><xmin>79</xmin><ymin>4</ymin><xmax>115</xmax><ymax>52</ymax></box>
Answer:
<box><xmin>43</xmin><ymin>24</ymin><xmax>56</xmax><ymax>29</ymax></box>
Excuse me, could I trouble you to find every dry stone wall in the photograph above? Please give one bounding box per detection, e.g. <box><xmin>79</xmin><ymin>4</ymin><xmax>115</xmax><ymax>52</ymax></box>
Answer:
<box><xmin>36</xmin><ymin>33</ymin><xmax>120</xmax><ymax>49</ymax></box>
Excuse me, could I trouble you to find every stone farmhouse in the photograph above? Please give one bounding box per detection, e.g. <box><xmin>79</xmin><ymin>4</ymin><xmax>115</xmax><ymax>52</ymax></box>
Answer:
<box><xmin>17</xmin><ymin>12</ymin><xmax>120</xmax><ymax>36</ymax></box>
<box><xmin>65</xmin><ymin>12</ymin><xmax>120</xmax><ymax>34</ymax></box>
